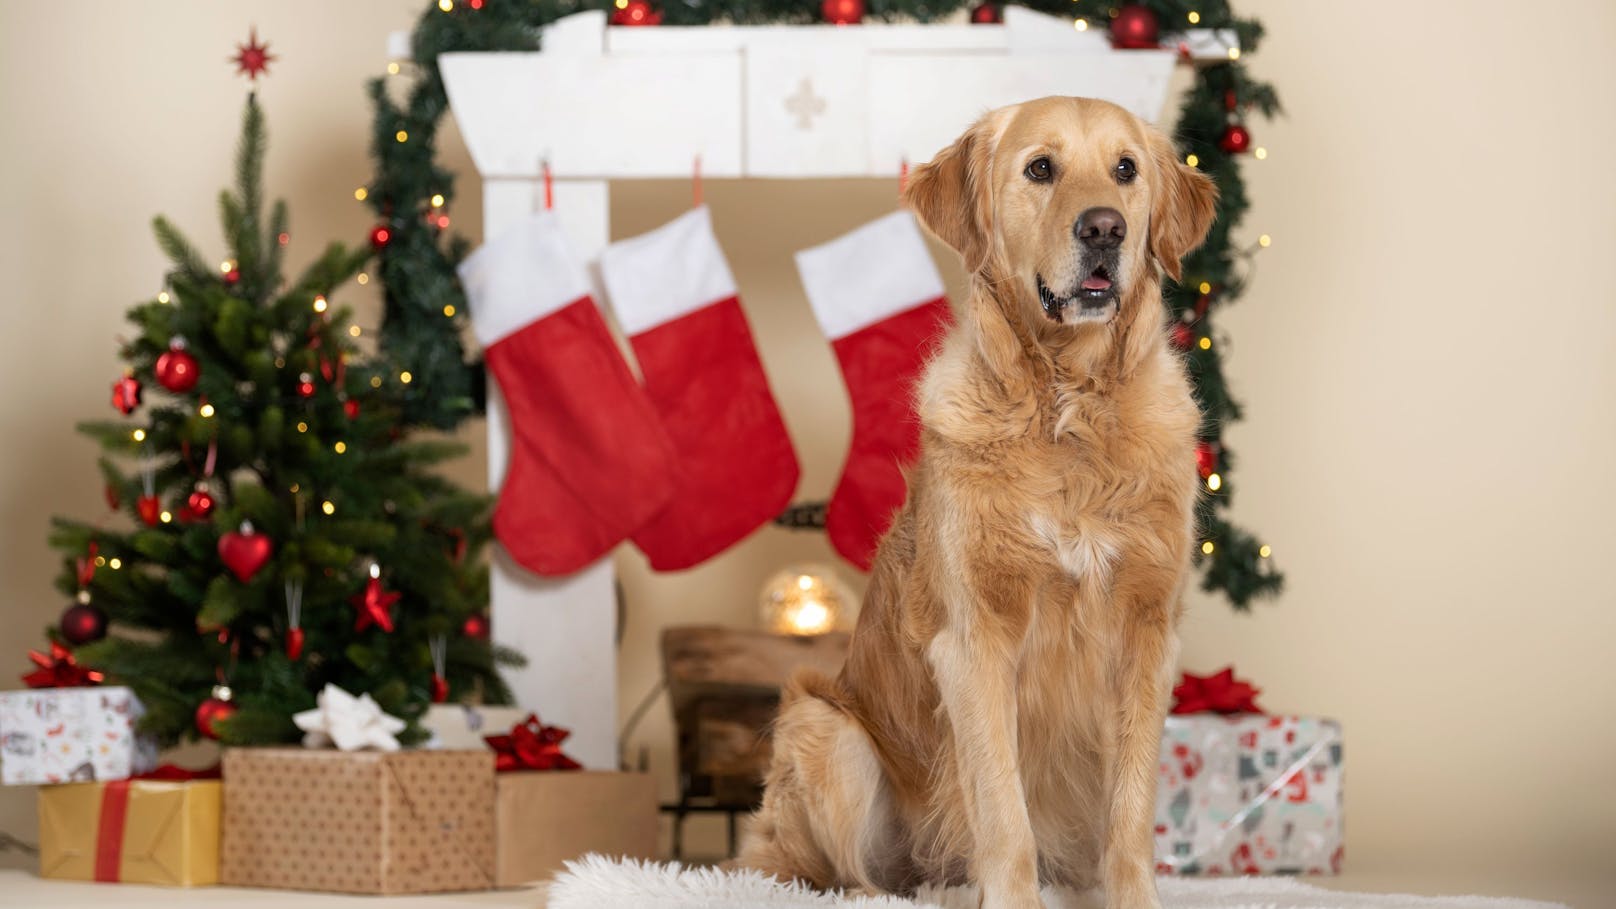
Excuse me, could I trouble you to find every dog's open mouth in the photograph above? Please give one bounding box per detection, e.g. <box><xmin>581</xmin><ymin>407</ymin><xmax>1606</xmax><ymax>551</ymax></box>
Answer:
<box><xmin>1038</xmin><ymin>267</ymin><xmax>1119</xmax><ymax>324</ymax></box>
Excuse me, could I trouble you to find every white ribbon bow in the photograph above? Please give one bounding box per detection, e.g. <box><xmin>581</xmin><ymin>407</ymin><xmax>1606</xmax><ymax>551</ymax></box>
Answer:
<box><xmin>292</xmin><ymin>683</ymin><xmax>407</xmax><ymax>752</ymax></box>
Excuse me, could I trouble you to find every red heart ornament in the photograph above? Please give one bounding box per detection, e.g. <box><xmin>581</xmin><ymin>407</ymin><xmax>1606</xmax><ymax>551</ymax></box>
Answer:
<box><xmin>218</xmin><ymin>525</ymin><xmax>273</xmax><ymax>582</ymax></box>
<box><xmin>285</xmin><ymin>626</ymin><xmax>305</xmax><ymax>661</ymax></box>
<box><xmin>136</xmin><ymin>495</ymin><xmax>162</xmax><ymax>526</ymax></box>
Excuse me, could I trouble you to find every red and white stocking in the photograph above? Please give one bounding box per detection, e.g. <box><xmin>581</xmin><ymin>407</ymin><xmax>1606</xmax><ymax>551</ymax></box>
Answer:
<box><xmin>795</xmin><ymin>211</ymin><xmax>953</xmax><ymax>570</ymax></box>
<box><xmin>601</xmin><ymin>206</ymin><xmax>799</xmax><ymax>570</ymax></box>
<box><xmin>459</xmin><ymin>211</ymin><xmax>676</xmax><ymax>577</ymax></box>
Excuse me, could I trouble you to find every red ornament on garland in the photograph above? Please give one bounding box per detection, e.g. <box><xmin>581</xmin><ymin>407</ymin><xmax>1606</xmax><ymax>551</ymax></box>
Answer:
<box><xmin>610</xmin><ymin>0</ymin><xmax>662</xmax><ymax>26</ymax></box>
<box><xmin>461</xmin><ymin>613</ymin><xmax>490</xmax><ymax>640</ymax></box>
<box><xmin>1170</xmin><ymin>321</ymin><xmax>1195</xmax><ymax>351</ymax></box>
<box><xmin>194</xmin><ymin>686</ymin><xmax>238</xmax><ymax>740</ymax></box>
<box><xmin>111</xmin><ymin>372</ymin><xmax>143</xmax><ymax>415</ymax></box>
<box><xmin>350</xmin><ymin>563</ymin><xmax>400</xmax><ymax>633</ymax></box>
<box><xmin>1219</xmin><ymin>123</ymin><xmax>1253</xmax><ymax>154</ymax></box>
<box><xmin>1109</xmin><ymin>4</ymin><xmax>1160</xmax><ymax>49</ymax></box>
<box><xmin>22</xmin><ymin>642</ymin><xmax>104</xmax><ymax>688</ymax></box>
<box><xmin>297</xmin><ymin>372</ymin><xmax>317</xmax><ymax>398</ymax></box>
<box><xmin>155</xmin><ymin>338</ymin><xmax>201</xmax><ymax>393</ymax></box>
<box><xmin>1195</xmin><ymin>441</ymin><xmax>1218</xmax><ymax>479</ymax></box>
<box><xmin>136</xmin><ymin>494</ymin><xmax>163</xmax><ymax>527</ymax></box>
<box><xmin>222</xmin><ymin>263</ymin><xmax>241</xmax><ymax>287</ymax></box>
<box><xmin>430</xmin><ymin>674</ymin><xmax>450</xmax><ymax>704</ymax></box>
<box><xmin>969</xmin><ymin>2</ymin><xmax>1002</xmax><ymax>24</ymax></box>
<box><xmin>343</xmin><ymin>397</ymin><xmax>361</xmax><ymax>420</ymax></box>
<box><xmin>218</xmin><ymin>522</ymin><xmax>273</xmax><ymax>583</ymax></box>
<box><xmin>285</xmin><ymin>627</ymin><xmax>305</xmax><ymax>661</ymax></box>
<box><xmin>60</xmin><ymin>600</ymin><xmax>108</xmax><ymax>646</ymax></box>
<box><xmin>821</xmin><ymin>0</ymin><xmax>863</xmax><ymax>25</ymax></box>
<box><xmin>369</xmin><ymin>224</ymin><xmax>392</xmax><ymax>249</ymax></box>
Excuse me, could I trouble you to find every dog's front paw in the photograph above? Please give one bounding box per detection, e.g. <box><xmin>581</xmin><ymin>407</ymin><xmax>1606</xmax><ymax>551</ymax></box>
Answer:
<box><xmin>1101</xmin><ymin>868</ymin><xmax>1161</xmax><ymax>909</ymax></box>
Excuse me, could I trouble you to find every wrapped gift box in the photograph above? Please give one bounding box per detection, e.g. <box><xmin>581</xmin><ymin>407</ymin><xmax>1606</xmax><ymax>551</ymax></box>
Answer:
<box><xmin>0</xmin><ymin>686</ymin><xmax>158</xmax><ymax>785</ymax></box>
<box><xmin>495</xmin><ymin>770</ymin><xmax>657</xmax><ymax>886</ymax></box>
<box><xmin>220</xmin><ymin>747</ymin><xmax>496</xmax><ymax>895</ymax></box>
<box><xmin>1154</xmin><ymin>715</ymin><xmax>1343</xmax><ymax>875</ymax></box>
<box><xmin>38</xmin><ymin>779</ymin><xmax>220</xmax><ymax>885</ymax></box>
<box><xmin>422</xmin><ymin>703</ymin><xmax>531</xmax><ymax>750</ymax></box>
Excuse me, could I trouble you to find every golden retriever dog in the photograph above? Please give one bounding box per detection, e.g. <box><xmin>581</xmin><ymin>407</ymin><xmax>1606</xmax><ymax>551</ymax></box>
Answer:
<box><xmin>736</xmin><ymin>96</ymin><xmax>1218</xmax><ymax>909</ymax></box>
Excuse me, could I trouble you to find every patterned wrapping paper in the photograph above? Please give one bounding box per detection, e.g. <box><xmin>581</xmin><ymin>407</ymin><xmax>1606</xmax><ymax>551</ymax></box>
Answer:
<box><xmin>1154</xmin><ymin>715</ymin><xmax>1343</xmax><ymax>875</ymax></box>
<box><xmin>37</xmin><ymin>779</ymin><xmax>220</xmax><ymax>886</ymax></box>
<box><xmin>220</xmin><ymin>747</ymin><xmax>497</xmax><ymax>895</ymax></box>
<box><xmin>0</xmin><ymin>686</ymin><xmax>158</xmax><ymax>785</ymax></box>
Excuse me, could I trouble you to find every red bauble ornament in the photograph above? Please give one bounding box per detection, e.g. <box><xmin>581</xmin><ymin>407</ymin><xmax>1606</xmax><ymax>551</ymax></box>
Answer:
<box><xmin>821</xmin><ymin>0</ymin><xmax>863</xmax><ymax>25</ymax></box>
<box><xmin>155</xmin><ymin>338</ymin><xmax>201</xmax><ymax>393</ymax></box>
<box><xmin>184</xmin><ymin>486</ymin><xmax>216</xmax><ymax>522</ymax></box>
<box><xmin>194</xmin><ymin>688</ymin><xmax>237</xmax><ymax>740</ymax></box>
<box><xmin>136</xmin><ymin>494</ymin><xmax>162</xmax><ymax>527</ymax></box>
<box><xmin>1109</xmin><ymin>4</ymin><xmax>1160</xmax><ymax>49</ymax></box>
<box><xmin>222</xmin><ymin>265</ymin><xmax>241</xmax><ymax>287</ymax></box>
<box><xmin>285</xmin><ymin>626</ymin><xmax>305</xmax><ymax>661</ymax></box>
<box><xmin>112</xmin><ymin>373</ymin><xmax>143</xmax><ymax>415</ymax></box>
<box><xmin>1195</xmin><ymin>441</ymin><xmax>1218</xmax><ymax>479</ymax></box>
<box><xmin>1170</xmin><ymin>321</ymin><xmax>1195</xmax><ymax>350</ymax></box>
<box><xmin>297</xmin><ymin>372</ymin><xmax>317</xmax><ymax>398</ymax></box>
<box><xmin>610</xmin><ymin>0</ymin><xmax>662</xmax><ymax>25</ymax></box>
<box><xmin>343</xmin><ymin>398</ymin><xmax>361</xmax><ymax>420</ymax></box>
<box><xmin>60</xmin><ymin>601</ymin><xmax>108</xmax><ymax>645</ymax></box>
<box><xmin>1218</xmin><ymin>123</ymin><xmax>1252</xmax><ymax>154</ymax></box>
<box><xmin>430</xmin><ymin>673</ymin><xmax>450</xmax><ymax>704</ymax></box>
<box><xmin>218</xmin><ymin>522</ymin><xmax>273</xmax><ymax>583</ymax></box>
<box><xmin>969</xmin><ymin>2</ymin><xmax>1002</xmax><ymax>24</ymax></box>
<box><xmin>369</xmin><ymin>225</ymin><xmax>392</xmax><ymax>249</ymax></box>
<box><xmin>350</xmin><ymin>565</ymin><xmax>400</xmax><ymax>633</ymax></box>
<box><xmin>462</xmin><ymin>613</ymin><xmax>490</xmax><ymax>640</ymax></box>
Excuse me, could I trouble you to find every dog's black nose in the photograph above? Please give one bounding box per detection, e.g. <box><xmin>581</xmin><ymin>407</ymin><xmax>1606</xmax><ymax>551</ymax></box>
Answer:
<box><xmin>1075</xmin><ymin>207</ymin><xmax>1126</xmax><ymax>250</ymax></box>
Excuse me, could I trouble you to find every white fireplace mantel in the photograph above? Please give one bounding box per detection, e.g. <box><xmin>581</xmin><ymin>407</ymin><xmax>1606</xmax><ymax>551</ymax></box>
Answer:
<box><xmin>433</xmin><ymin>9</ymin><xmax>1234</xmax><ymax>769</ymax></box>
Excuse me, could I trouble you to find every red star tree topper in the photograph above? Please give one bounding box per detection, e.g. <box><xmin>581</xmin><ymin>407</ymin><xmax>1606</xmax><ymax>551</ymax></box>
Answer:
<box><xmin>231</xmin><ymin>27</ymin><xmax>276</xmax><ymax>82</ymax></box>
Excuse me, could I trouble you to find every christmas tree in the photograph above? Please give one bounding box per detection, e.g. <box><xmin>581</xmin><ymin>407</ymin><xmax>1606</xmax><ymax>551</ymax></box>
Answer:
<box><xmin>46</xmin><ymin>92</ymin><xmax>518</xmax><ymax>748</ymax></box>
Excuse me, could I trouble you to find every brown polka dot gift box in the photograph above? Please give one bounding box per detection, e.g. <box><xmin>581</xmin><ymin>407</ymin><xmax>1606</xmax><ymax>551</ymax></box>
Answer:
<box><xmin>219</xmin><ymin>747</ymin><xmax>497</xmax><ymax>895</ymax></box>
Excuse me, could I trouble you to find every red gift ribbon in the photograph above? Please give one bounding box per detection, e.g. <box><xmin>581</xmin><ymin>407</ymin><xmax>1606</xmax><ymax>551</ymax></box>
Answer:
<box><xmin>21</xmin><ymin>642</ymin><xmax>104</xmax><ymax>688</ymax></box>
<box><xmin>1170</xmin><ymin>666</ymin><xmax>1264</xmax><ymax>715</ymax></box>
<box><xmin>134</xmin><ymin>763</ymin><xmax>222</xmax><ymax>781</ymax></box>
<box><xmin>94</xmin><ymin>780</ymin><xmax>132</xmax><ymax>882</ymax></box>
<box><xmin>484</xmin><ymin>714</ymin><xmax>582</xmax><ymax>772</ymax></box>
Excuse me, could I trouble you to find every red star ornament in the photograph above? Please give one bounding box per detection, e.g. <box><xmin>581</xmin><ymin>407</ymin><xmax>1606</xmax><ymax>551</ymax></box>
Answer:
<box><xmin>350</xmin><ymin>569</ymin><xmax>400</xmax><ymax>633</ymax></box>
<box><xmin>231</xmin><ymin>27</ymin><xmax>276</xmax><ymax>82</ymax></box>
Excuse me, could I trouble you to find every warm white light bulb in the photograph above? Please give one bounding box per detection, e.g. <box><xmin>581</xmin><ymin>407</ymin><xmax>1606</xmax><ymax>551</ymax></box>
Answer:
<box><xmin>1253</xmin><ymin>147</ymin><xmax>1268</xmax><ymax>160</ymax></box>
<box><xmin>1074</xmin><ymin>18</ymin><xmax>1089</xmax><ymax>31</ymax></box>
<box><xmin>430</xmin><ymin>193</ymin><xmax>446</xmax><ymax>208</ymax></box>
<box><xmin>1201</xmin><ymin>541</ymin><xmax>1215</xmax><ymax>555</ymax></box>
<box><xmin>313</xmin><ymin>295</ymin><xmax>328</xmax><ymax>313</ymax></box>
<box><xmin>199</xmin><ymin>403</ymin><xmax>215</xmax><ymax>418</ymax></box>
<box><xmin>1258</xmin><ymin>545</ymin><xmax>1272</xmax><ymax>559</ymax></box>
<box><xmin>321</xmin><ymin>500</ymin><xmax>336</xmax><ymax>515</ymax></box>
<box><xmin>1207</xmin><ymin>472</ymin><xmax>1222</xmax><ymax>491</ymax></box>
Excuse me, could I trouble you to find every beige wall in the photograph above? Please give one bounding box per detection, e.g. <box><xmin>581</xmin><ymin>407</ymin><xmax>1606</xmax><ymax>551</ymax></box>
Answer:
<box><xmin>3</xmin><ymin>2</ymin><xmax>1613</xmax><ymax>904</ymax></box>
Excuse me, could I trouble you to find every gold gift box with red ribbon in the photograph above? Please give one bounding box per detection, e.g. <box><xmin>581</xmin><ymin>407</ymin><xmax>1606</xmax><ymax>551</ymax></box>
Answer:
<box><xmin>38</xmin><ymin>779</ymin><xmax>221</xmax><ymax>886</ymax></box>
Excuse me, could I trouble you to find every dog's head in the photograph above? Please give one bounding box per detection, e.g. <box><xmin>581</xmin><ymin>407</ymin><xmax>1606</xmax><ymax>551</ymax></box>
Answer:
<box><xmin>905</xmin><ymin>97</ymin><xmax>1216</xmax><ymax>331</ymax></box>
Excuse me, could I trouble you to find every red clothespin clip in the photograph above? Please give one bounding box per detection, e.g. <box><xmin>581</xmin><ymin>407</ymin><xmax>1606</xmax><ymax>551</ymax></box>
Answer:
<box><xmin>692</xmin><ymin>154</ymin><xmax>703</xmax><ymax>209</ymax></box>
<box><xmin>898</xmin><ymin>157</ymin><xmax>910</xmax><ymax>199</ymax></box>
<box><xmin>541</xmin><ymin>159</ymin><xmax>554</xmax><ymax>211</ymax></box>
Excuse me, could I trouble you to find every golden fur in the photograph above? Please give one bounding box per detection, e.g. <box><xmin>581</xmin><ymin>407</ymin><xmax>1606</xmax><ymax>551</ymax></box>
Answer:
<box><xmin>736</xmin><ymin>97</ymin><xmax>1218</xmax><ymax>909</ymax></box>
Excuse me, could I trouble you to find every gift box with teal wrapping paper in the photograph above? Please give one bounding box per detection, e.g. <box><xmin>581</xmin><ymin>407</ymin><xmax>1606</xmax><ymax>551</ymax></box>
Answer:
<box><xmin>1153</xmin><ymin>714</ymin><xmax>1343</xmax><ymax>875</ymax></box>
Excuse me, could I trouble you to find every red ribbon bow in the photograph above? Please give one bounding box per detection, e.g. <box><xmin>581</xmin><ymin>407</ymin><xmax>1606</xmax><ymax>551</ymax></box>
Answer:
<box><xmin>484</xmin><ymin>714</ymin><xmax>582</xmax><ymax>772</ymax></box>
<box><xmin>21</xmin><ymin>642</ymin><xmax>105</xmax><ymax>688</ymax></box>
<box><xmin>1170</xmin><ymin>666</ymin><xmax>1263</xmax><ymax>715</ymax></box>
<box><xmin>134</xmin><ymin>763</ymin><xmax>222</xmax><ymax>781</ymax></box>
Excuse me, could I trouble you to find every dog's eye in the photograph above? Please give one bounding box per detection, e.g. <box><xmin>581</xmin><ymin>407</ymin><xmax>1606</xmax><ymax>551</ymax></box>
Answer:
<box><xmin>1114</xmin><ymin>157</ymin><xmax>1138</xmax><ymax>184</ymax></box>
<box><xmin>1024</xmin><ymin>157</ymin><xmax>1053</xmax><ymax>183</ymax></box>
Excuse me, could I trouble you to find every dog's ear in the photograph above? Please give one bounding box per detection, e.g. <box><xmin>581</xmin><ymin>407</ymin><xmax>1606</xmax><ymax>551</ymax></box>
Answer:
<box><xmin>904</xmin><ymin>115</ymin><xmax>997</xmax><ymax>272</ymax></box>
<box><xmin>1146</xmin><ymin>131</ymin><xmax>1219</xmax><ymax>281</ymax></box>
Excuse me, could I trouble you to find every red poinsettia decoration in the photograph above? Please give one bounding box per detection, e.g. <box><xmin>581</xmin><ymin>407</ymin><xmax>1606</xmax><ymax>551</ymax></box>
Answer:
<box><xmin>22</xmin><ymin>642</ymin><xmax>105</xmax><ymax>689</ymax></box>
<box><xmin>1170</xmin><ymin>666</ymin><xmax>1263</xmax><ymax>715</ymax></box>
<box><xmin>484</xmin><ymin>714</ymin><xmax>582</xmax><ymax>772</ymax></box>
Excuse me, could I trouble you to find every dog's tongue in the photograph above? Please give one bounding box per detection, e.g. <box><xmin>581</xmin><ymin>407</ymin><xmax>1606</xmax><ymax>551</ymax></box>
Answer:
<box><xmin>1081</xmin><ymin>272</ymin><xmax>1112</xmax><ymax>291</ymax></box>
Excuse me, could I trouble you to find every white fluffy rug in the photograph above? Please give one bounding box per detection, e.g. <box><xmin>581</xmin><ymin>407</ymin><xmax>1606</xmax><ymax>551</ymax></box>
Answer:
<box><xmin>548</xmin><ymin>856</ymin><xmax>1568</xmax><ymax>909</ymax></box>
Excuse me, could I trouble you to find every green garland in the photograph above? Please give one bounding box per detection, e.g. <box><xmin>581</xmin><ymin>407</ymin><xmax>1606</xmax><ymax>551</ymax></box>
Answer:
<box><xmin>364</xmin><ymin>0</ymin><xmax>1282</xmax><ymax>607</ymax></box>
